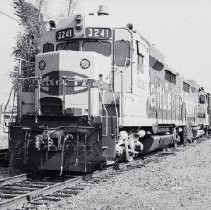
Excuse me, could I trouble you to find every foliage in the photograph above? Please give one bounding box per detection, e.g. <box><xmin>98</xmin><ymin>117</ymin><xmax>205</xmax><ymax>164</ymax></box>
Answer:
<box><xmin>12</xmin><ymin>0</ymin><xmax>46</xmax><ymax>77</ymax></box>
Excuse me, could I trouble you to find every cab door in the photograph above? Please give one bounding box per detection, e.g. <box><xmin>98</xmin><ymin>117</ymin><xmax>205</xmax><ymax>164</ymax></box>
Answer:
<box><xmin>113</xmin><ymin>28</ymin><xmax>133</xmax><ymax>93</ymax></box>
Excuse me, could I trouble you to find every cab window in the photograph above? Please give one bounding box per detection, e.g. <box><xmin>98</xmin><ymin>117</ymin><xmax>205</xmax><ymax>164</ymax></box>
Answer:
<box><xmin>43</xmin><ymin>43</ymin><xmax>54</xmax><ymax>53</ymax></box>
<box><xmin>56</xmin><ymin>42</ymin><xmax>79</xmax><ymax>51</ymax></box>
<box><xmin>115</xmin><ymin>40</ymin><xmax>130</xmax><ymax>66</ymax></box>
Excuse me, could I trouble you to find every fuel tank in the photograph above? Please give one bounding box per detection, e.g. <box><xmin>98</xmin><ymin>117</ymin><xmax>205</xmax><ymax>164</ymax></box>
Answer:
<box><xmin>140</xmin><ymin>134</ymin><xmax>174</xmax><ymax>154</ymax></box>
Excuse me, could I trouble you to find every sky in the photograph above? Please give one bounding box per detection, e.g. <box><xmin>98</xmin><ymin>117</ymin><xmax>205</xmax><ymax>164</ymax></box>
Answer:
<box><xmin>0</xmin><ymin>0</ymin><xmax>19</xmax><ymax>104</ymax></box>
<box><xmin>0</xmin><ymin>0</ymin><xmax>211</xmax><ymax>104</ymax></box>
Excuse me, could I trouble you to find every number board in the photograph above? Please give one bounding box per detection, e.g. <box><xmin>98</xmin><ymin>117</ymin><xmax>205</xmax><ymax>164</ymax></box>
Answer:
<box><xmin>85</xmin><ymin>27</ymin><xmax>112</xmax><ymax>39</ymax></box>
<box><xmin>55</xmin><ymin>28</ymin><xmax>73</xmax><ymax>41</ymax></box>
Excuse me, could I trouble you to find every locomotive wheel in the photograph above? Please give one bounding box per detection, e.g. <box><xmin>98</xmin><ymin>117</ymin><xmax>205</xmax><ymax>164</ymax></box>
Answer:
<box><xmin>173</xmin><ymin>138</ymin><xmax>178</xmax><ymax>148</ymax></box>
<box><xmin>113</xmin><ymin>157</ymin><xmax>120</xmax><ymax>170</ymax></box>
<box><xmin>99</xmin><ymin>160</ymin><xmax>107</xmax><ymax>170</ymax></box>
<box><xmin>172</xmin><ymin>128</ymin><xmax>178</xmax><ymax>148</ymax></box>
<box><xmin>179</xmin><ymin>126</ymin><xmax>188</xmax><ymax>145</ymax></box>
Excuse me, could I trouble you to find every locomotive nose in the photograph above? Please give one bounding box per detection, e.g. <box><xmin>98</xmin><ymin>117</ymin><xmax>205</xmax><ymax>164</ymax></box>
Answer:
<box><xmin>35</xmin><ymin>50</ymin><xmax>110</xmax><ymax>82</ymax></box>
<box><xmin>35</xmin><ymin>50</ymin><xmax>110</xmax><ymax>116</ymax></box>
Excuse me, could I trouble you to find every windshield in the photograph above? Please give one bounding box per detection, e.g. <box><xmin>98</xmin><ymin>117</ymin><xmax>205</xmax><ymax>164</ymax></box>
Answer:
<box><xmin>82</xmin><ymin>41</ymin><xmax>111</xmax><ymax>56</ymax></box>
<box><xmin>56</xmin><ymin>40</ymin><xmax>111</xmax><ymax>57</ymax></box>
<box><xmin>56</xmin><ymin>41</ymin><xmax>79</xmax><ymax>51</ymax></box>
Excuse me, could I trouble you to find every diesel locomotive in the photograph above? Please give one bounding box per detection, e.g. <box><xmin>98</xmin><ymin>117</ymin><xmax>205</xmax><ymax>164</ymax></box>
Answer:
<box><xmin>9</xmin><ymin>6</ymin><xmax>211</xmax><ymax>173</ymax></box>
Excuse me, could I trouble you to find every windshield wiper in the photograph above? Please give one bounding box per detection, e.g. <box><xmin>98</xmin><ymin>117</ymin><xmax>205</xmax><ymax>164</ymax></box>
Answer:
<box><xmin>97</xmin><ymin>40</ymin><xmax>110</xmax><ymax>50</ymax></box>
<box><xmin>62</xmin><ymin>42</ymin><xmax>68</xmax><ymax>50</ymax></box>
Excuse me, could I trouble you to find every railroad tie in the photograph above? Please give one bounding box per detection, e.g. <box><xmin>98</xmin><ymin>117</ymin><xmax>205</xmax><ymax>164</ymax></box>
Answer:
<box><xmin>52</xmin><ymin>193</ymin><xmax>72</xmax><ymax>197</ymax></box>
<box><xmin>0</xmin><ymin>189</ymin><xmax>28</xmax><ymax>195</ymax></box>
<box><xmin>41</xmin><ymin>196</ymin><xmax>61</xmax><ymax>202</ymax></box>
<box><xmin>0</xmin><ymin>194</ymin><xmax>17</xmax><ymax>199</ymax></box>
<box><xmin>1</xmin><ymin>186</ymin><xmax>39</xmax><ymax>191</ymax></box>
<box><xmin>61</xmin><ymin>189</ymin><xmax>79</xmax><ymax>195</ymax></box>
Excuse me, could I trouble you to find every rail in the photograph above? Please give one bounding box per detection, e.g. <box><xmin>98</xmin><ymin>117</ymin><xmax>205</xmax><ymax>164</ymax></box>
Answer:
<box><xmin>0</xmin><ymin>173</ymin><xmax>82</xmax><ymax>209</ymax></box>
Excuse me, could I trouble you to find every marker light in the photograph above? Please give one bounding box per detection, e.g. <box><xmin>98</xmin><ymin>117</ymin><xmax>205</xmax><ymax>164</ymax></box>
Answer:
<box><xmin>39</xmin><ymin>60</ymin><xmax>46</xmax><ymax>71</ymax></box>
<box><xmin>75</xmin><ymin>14</ymin><xmax>83</xmax><ymax>31</ymax></box>
<box><xmin>49</xmin><ymin>20</ymin><xmax>56</xmax><ymax>30</ymax></box>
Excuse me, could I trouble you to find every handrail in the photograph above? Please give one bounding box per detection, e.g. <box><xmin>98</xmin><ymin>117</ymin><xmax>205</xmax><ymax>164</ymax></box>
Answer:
<box><xmin>17</xmin><ymin>77</ymin><xmax>113</xmax><ymax>129</ymax></box>
<box><xmin>36</xmin><ymin>77</ymin><xmax>41</xmax><ymax>118</ymax></box>
<box><xmin>62</xmin><ymin>76</ymin><xmax>67</xmax><ymax>114</ymax></box>
<box><xmin>3</xmin><ymin>87</ymin><xmax>15</xmax><ymax>133</ymax></box>
<box><xmin>111</xmin><ymin>88</ymin><xmax>119</xmax><ymax>137</ymax></box>
<box><xmin>15</xmin><ymin>76</ymin><xmax>112</xmax><ymax>90</ymax></box>
<box><xmin>87</xmin><ymin>80</ymin><xmax>91</xmax><ymax>125</ymax></box>
<box><xmin>97</xmin><ymin>81</ymin><xmax>108</xmax><ymax>137</ymax></box>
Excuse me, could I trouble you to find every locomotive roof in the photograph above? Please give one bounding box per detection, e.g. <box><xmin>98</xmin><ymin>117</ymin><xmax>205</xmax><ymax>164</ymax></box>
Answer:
<box><xmin>164</xmin><ymin>65</ymin><xmax>179</xmax><ymax>76</ymax></box>
<box><xmin>187</xmin><ymin>80</ymin><xmax>200</xmax><ymax>89</ymax></box>
<box><xmin>55</xmin><ymin>13</ymin><xmax>167</xmax><ymax>65</ymax></box>
<box><xmin>57</xmin><ymin>13</ymin><xmax>125</xmax><ymax>30</ymax></box>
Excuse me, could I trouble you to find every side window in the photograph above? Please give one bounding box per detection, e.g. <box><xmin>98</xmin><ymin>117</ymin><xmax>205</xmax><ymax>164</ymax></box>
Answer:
<box><xmin>43</xmin><ymin>42</ymin><xmax>54</xmax><ymax>53</ymax></box>
<box><xmin>199</xmin><ymin>95</ymin><xmax>206</xmax><ymax>104</ymax></box>
<box><xmin>183</xmin><ymin>82</ymin><xmax>190</xmax><ymax>92</ymax></box>
<box><xmin>137</xmin><ymin>41</ymin><xmax>144</xmax><ymax>73</ymax></box>
<box><xmin>149</xmin><ymin>56</ymin><xmax>164</xmax><ymax>71</ymax></box>
<box><xmin>115</xmin><ymin>40</ymin><xmax>130</xmax><ymax>66</ymax></box>
<box><xmin>165</xmin><ymin>70</ymin><xmax>176</xmax><ymax>84</ymax></box>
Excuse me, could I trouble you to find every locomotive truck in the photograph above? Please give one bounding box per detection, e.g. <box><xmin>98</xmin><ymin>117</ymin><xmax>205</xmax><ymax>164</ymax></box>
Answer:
<box><xmin>9</xmin><ymin>6</ymin><xmax>211</xmax><ymax>173</ymax></box>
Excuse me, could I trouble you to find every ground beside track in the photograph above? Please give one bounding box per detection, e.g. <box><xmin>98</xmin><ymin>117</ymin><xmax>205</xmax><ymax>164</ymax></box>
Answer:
<box><xmin>47</xmin><ymin>139</ymin><xmax>211</xmax><ymax>210</ymax></box>
<box><xmin>0</xmin><ymin>126</ymin><xmax>22</xmax><ymax>177</ymax></box>
<box><xmin>0</xmin><ymin>126</ymin><xmax>8</xmax><ymax>150</ymax></box>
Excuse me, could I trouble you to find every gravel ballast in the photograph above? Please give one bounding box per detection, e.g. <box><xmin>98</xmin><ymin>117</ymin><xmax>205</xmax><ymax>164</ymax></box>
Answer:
<box><xmin>49</xmin><ymin>139</ymin><xmax>211</xmax><ymax>210</ymax></box>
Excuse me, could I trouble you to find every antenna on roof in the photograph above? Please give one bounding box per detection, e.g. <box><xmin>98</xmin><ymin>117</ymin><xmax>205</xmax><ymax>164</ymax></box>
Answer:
<box><xmin>68</xmin><ymin>0</ymin><xmax>77</xmax><ymax>17</ymax></box>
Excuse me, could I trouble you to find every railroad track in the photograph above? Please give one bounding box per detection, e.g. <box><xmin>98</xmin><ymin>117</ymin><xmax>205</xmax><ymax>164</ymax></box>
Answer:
<box><xmin>0</xmin><ymin>160</ymin><xmax>146</xmax><ymax>209</ymax></box>
<box><xmin>0</xmin><ymin>172</ymin><xmax>84</xmax><ymax>209</ymax></box>
<box><xmin>0</xmin><ymin>136</ymin><xmax>208</xmax><ymax>209</ymax></box>
<box><xmin>0</xmin><ymin>166</ymin><xmax>120</xmax><ymax>209</ymax></box>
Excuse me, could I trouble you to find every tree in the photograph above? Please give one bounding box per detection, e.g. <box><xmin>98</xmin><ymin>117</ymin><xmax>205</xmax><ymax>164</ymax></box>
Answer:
<box><xmin>12</xmin><ymin>0</ymin><xmax>46</xmax><ymax>77</ymax></box>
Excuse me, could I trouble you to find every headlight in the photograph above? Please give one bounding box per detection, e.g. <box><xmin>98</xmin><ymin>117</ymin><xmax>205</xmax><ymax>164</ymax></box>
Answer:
<box><xmin>80</xmin><ymin>58</ymin><xmax>90</xmax><ymax>69</ymax></box>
